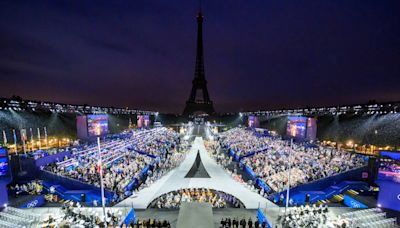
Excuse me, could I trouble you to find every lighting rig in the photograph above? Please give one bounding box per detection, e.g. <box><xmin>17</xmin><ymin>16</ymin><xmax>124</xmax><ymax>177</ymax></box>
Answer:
<box><xmin>0</xmin><ymin>97</ymin><xmax>157</xmax><ymax>116</ymax></box>
<box><xmin>240</xmin><ymin>101</ymin><xmax>400</xmax><ymax>117</ymax></box>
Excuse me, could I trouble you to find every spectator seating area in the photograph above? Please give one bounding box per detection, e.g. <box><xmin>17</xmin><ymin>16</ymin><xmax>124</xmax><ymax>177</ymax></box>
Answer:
<box><xmin>0</xmin><ymin>206</ymin><xmax>41</xmax><ymax>228</ymax></box>
<box><xmin>39</xmin><ymin>201</ymin><xmax>123</xmax><ymax>227</ymax></box>
<box><xmin>149</xmin><ymin>188</ymin><xmax>244</xmax><ymax>209</ymax></box>
<box><xmin>334</xmin><ymin>208</ymin><xmax>398</xmax><ymax>227</ymax></box>
<box><xmin>44</xmin><ymin>127</ymin><xmax>180</xmax><ymax>196</ymax></box>
<box><xmin>218</xmin><ymin>128</ymin><xmax>366</xmax><ymax>193</ymax></box>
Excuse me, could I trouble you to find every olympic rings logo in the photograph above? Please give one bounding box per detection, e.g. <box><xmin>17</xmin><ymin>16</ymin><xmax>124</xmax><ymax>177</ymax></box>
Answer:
<box><xmin>26</xmin><ymin>200</ymin><xmax>39</xmax><ymax>208</ymax></box>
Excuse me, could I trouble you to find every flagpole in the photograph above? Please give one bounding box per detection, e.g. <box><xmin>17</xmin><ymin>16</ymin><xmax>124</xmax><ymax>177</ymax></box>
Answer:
<box><xmin>97</xmin><ymin>137</ymin><xmax>106</xmax><ymax>225</ymax></box>
<box><xmin>13</xmin><ymin>129</ymin><xmax>17</xmax><ymax>154</ymax></box>
<box><xmin>37</xmin><ymin>128</ymin><xmax>41</xmax><ymax>150</ymax></box>
<box><xmin>285</xmin><ymin>138</ymin><xmax>293</xmax><ymax>215</ymax></box>
<box><xmin>2</xmin><ymin>130</ymin><xmax>7</xmax><ymax>146</ymax></box>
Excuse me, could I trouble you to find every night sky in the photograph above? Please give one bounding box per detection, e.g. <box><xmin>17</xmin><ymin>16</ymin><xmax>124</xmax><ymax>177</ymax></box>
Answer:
<box><xmin>0</xmin><ymin>1</ymin><xmax>399</xmax><ymax>113</ymax></box>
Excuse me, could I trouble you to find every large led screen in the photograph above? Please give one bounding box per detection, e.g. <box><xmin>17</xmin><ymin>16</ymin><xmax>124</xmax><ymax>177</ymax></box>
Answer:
<box><xmin>0</xmin><ymin>158</ymin><xmax>8</xmax><ymax>176</ymax></box>
<box><xmin>143</xmin><ymin>115</ymin><xmax>150</xmax><ymax>128</ymax></box>
<box><xmin>137</xmin><ymin>115</ymin><xmax>144</xmax><ymax>128</ymax></box>
<box><xmin>0</xmin><ymin>148</ymin><xmax>8</xmax><ymax>176</ymax></box>
<box><xmin>248</xmin><ymin>116</ymin><xmax>260</xmax><ymax>128</ymax></box>
<box><xmin>0</xmin><ymin>148</ymin><xmax>6</xmax><ymax>157</ymax></box>
<box><xmin>286</xmin><ymin>117</ymin><xmax>307</xmax><ymax>138</ymax></box>
<box><xmin>87</xmin><ymin>115</ymin><xmax>108</xmax><ymax>137</ymax></box>
<box><xmin>378</xmin><ymin>152</ymin><xmax>400</xmax><ymax>183</ymax></box>
<box><xmin>306</xmin><ymin>118</ymin><xmax>317</xmax><ymax>141</ymax></box>
<box><xmin>377</xmin><ymin>151</ymin><xmax>400</xmax><ymax>211</ymax></box>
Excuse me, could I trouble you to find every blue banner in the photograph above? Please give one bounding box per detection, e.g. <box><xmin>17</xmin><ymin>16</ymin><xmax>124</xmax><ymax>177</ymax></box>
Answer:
<box><xmin>256</xmin><ymin>178</ymin><xmax>270</xmax><ymax>192</ymax></box>
<box><xmin>257</xmin><ymin>208</ymin><xmax>272</xmax><ymax>228</ymax></box>
<box><xmin>121</xmin><ymin>208</ymin><xmax>136</xmax><ymax>226</ymax></box>
<box><xmin>131</xmin><ymin>149</ymin><xmax>157</xmax><ymax>158</ymax></box>
<box><xmin>243</xmin><ymin>165</ymin><xmax>257</xmax><ymax>179</ymax></box>
<box><xmin>343</xmin><ymin>195</ymin><xmax>368</xmax><ymax>209</ymax></box>
<box><xmin>140</xmin><ymin>165</ymin><xmax>151</xmax><ymax>179</ymax></box>
<box><xmin>19</xmin><ymin>195</ymin><xmax>45</xmax><ymax>208</ymax></box>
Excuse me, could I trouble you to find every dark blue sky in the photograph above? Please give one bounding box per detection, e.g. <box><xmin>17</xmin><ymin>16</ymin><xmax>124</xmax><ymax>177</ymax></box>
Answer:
<box><xmin>0</xmin><ymin>0</ymin><xmax>399</xmax><ymax>113</ymax></box>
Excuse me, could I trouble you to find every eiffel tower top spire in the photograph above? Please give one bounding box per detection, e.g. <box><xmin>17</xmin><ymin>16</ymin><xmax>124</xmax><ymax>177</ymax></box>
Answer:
<box><xmin>195</xmin><ymin>10</ymin><xmax>204</xmax><ymax>80</ymax></box>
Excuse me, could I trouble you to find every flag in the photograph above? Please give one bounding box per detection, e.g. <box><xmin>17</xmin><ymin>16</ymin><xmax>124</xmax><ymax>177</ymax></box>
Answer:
<box><xmin>12</xmin><ymin>129</ymin><xmax>17</xmax><ymax>144</ymax></box>
<box><xmin>2</xmin><ymin>130</ymin><xmax>7</xmax><ymax>145</ymax></box>
<box><xmin>97</xmin><ymin>159</ymin><xmax>102</xmax><ymax>174</ymax></box>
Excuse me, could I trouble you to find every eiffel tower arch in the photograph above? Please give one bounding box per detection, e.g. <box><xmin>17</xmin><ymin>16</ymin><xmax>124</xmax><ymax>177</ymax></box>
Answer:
<box><xmin>182</xmin><ymin>11</ymin><xmax>215</xmax><ymax>116</ymax></box>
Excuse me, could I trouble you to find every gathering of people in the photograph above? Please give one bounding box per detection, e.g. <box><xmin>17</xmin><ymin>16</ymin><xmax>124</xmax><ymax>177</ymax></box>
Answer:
<box><xmin>219</xmin><ymin>128</ymin><xmax>366</xmax><ymax>193</ymax></box>
<box><xmin>123</xmin><ymin>219</ymin><xmax>171</xmax><ymax>228</ymax></box>
<box><xmin>219</xmin><ymin>128</ymin><xmax>272</xmax><ymax>157</ymax></box>
<box><xmin>4</xmin><ymin>125</ymin><xmax>390</xmax><ymax>228</ymax></box>
<box><xmin>41</xmin><ymin>201</ymin><xmax>122</xmax><ymax>227</ymax></box>
<box><xmin>45</xmin><ymin>128</ymin><xmax>181</xmax><ymax>195</ymax></box>
<box><xmin>278</xmin><ymin>205</ymin><xmax>329</xmax><ymax>228</ymax></box>
<box><xmin>140</xmin><ymin>149</ymin><xmax>187</xmax><ymax>190</ymax></box>
<box><xmin>150</xmin><ymin>188</ymin><xmax>244</xmax><ymax>209</ymax></box>
<box><xmin>220</xmin><ymin>217</ymin><xmax>268</xmax><ymax>228</ymax></box>
<box><xmin>9</xmin><ymin>180</ymin><xmax>44</xmax><ymax>197</ymax></box>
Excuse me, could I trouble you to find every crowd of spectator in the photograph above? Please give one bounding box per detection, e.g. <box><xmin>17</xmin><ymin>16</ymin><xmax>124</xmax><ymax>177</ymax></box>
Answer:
<box><xmin>277</xmin><ymin>205</ymin><xmax>329</xmax><ymax>228</ymax></box>
<box><xmin>9</xmin><ymin>180</ymin><xmax>44</xmax><ymax>197</ymax></box>
<box><xmin>150</xmin><ymin>188</ymin><xmax>244</xmax><ymax>209</ymax></box>
<box><xmin>41</xmin><ymin>201</ymin><xmax>122</xmax><ymax>227</ymax></box>
<box><xmin>45</xmin><ymin>128</ymin><xmax>180</xmax><ymax>195</ymax></box>
<box><xmin>220</xmin><ymin>217</ymin><xmax>268</xmax><ymax>228</ymax></box>
<box><xmin>140</xmin><ymin>150</ymin><xmax>187</xmax><ymax>190</ymax></box>
<box><xmin>123</xmin><ymin>219</ymin><xmax>171</xmax><ymax>228</ymax></box>
<box><xmin>219</xmin><ymin>128</ymin><xmax>366</xmax><ymax>193</ymax></box>
<box><xmin>219</xmin><ymin>128</ymin><xmax>272</xmax><ymax>157</ymax></box>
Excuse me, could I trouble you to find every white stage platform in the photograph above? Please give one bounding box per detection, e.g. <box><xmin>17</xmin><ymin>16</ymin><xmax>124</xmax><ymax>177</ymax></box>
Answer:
<box><xmin>116</xmin><ymin>137</ymin><xmax>277</xmax><ymax>209</ymax></box>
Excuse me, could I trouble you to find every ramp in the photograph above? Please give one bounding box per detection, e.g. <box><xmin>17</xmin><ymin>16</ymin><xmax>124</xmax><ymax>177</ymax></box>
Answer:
<box><xmin>176</xmin><ymin>202</ymin><xmax>214</xmax><ymax>228</ymax></box>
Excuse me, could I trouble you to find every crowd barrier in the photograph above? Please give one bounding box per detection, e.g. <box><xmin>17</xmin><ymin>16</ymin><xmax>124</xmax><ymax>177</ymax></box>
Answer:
<box><xmin>125</xmin><ymin>157</ymin><xmax>160</xmax><ymax>194</ymax></box>
<box><xmin>256</xmin><ymin>179</ymin><xmax>270</xmax><ymax>192</ymax></box>
<box><xmin>128</xmin><ymin>148</ymin><xmax>157</xmax><ymax>159</ymax></box>
<box><xmin>228</xmin><ymin>148</ymin><xmax>240</xmax><ymax>162</ymax></box>
<box><xmin>240</xmin><ymin>147</ymin><xmax>270</xmax><ymax>159</ymax></box>
<box><xmin>35</xmin><ymin>150</ymin><xmax>71</xmax><ymax>168</ymax></box>
<box><xmin>257</xmin><ymin>208</ymin><xmax>272</xmax><ymax>228</ymax></box>
<box><xmin>121</xmin><ymin>208</ymin><xmax>137</xmax><ymax>227</ymax></box>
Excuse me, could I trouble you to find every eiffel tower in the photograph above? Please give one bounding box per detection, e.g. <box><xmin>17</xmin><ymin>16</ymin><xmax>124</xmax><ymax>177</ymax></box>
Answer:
<box><xmin>182</xmin><ymin>11</ymin><xmax>215</xmax><ymax>116</ymax></box>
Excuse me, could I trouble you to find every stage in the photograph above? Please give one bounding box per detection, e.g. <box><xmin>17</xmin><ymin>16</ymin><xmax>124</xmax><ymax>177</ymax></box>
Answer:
<box><xmin>116</xmin><ymin>137</ymin><xmax>277</xmax><ymax>209</ymax></box>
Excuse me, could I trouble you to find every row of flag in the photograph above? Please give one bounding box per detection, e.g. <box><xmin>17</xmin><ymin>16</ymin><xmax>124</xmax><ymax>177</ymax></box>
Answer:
<box><xmin>1</xmin><ymin>127</ymin><xmax>48</xmax><ymax>153</ymax></box>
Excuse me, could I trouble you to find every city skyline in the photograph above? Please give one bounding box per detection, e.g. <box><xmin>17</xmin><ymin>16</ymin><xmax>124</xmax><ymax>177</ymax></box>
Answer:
<box><xmin>0</xmin><ymin>1</ymin><xmax>399</xmax><ymax>113</ymax></box>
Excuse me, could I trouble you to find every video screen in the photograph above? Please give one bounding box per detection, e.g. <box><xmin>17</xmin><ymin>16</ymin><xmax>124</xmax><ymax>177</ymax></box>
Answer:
<box><xmin>0</xmin><ymin>158</ymin><xmax>8</xmax><ymax>176</ymax></box>
<box><xmin>0</xmin><ymin>148</ymin><xmax>7</xmax><ymax>157</ymax></box>
<box><xmin>144</xmin><ymin>115</ymin><xmax>150</xmax><ymax>128</ymax></box>
<box><xmin>377</xmin><ymin>151</ymin><xmax>400</xmax><ymax>212</ymax></box>
<box><xmin>286</xmin><ymin>117</ymin><xmax>307</xmax><ymax>138</ymax></box>
<box><xmin>306</xmin><ymin>118</ymin><xmax>317</xmax><ymax>141</ymax></box>
<box><xmin>137</xmin><ymin>115</ymin><xmax>144</xmax><ymax>128</ymax></box>
<box><xmin>378</xmin><ymin>151</ymin><xmax>400</xmax><ymax>183</ymax></box>
<box><xmin>87</xmin><ymin>115</ymin><xmax>108</xmax><ymax>137</ymax></box>
<box><xmin>248</xmin><ymin>116</ymin><xmax>259</xmax><ymax>128</ymax></box>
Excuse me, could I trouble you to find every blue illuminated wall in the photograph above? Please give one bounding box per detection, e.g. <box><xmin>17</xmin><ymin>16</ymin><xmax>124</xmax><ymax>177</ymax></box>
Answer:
<box><xmin>377</xmin><ymin>180</ymin><xmax>400</xmax><ymax>212</ymax></box>
<box><xmin>0</xmin><ymin>148</ymin><xmax>10</xmax><ymax>208</ymax></box>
